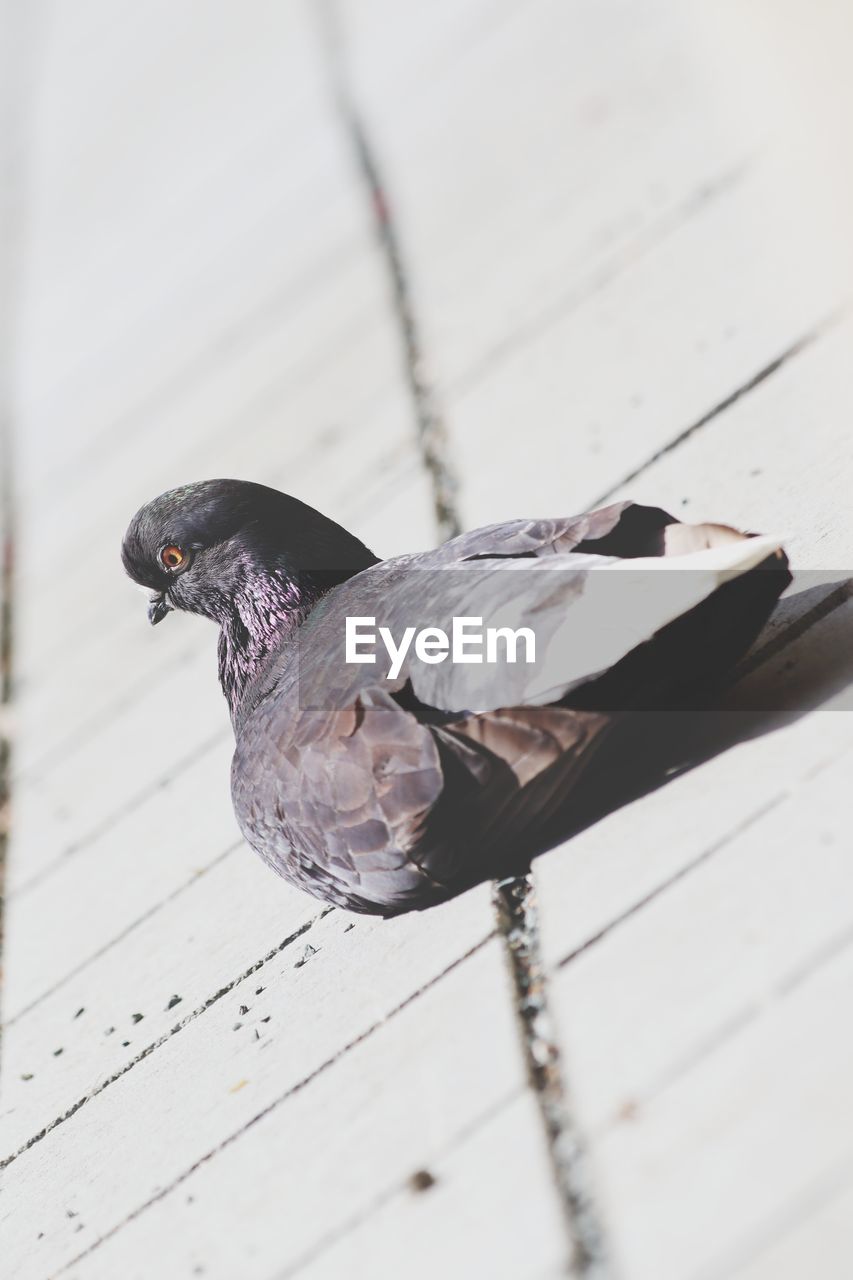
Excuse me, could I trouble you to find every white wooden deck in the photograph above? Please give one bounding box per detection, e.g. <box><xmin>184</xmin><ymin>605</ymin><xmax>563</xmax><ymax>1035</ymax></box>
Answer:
<box><xmin>2</xmin><ymin>2</ymin><xmax>852</xmax><ymax>1277</ymax></box>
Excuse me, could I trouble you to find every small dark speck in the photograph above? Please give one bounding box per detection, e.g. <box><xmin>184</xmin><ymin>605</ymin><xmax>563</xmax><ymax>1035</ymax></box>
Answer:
<box><xmin>122</xmin><ymin>1040</ymin><xmax>131</xmax><ymax>1048</ymax></box>
<box><xmin>681</xmin><ymin>498</ymin><xmax>690</xmax><ymax>506</ymax></box>
<box><xmin>187</xmin><ymin>1195</ymin><xmax>195</xmax><ymax>1205</ymax></box>
<box><xmin>131</xmin><ymin>1013</ymin><xmax>144</xmax><ymax>1024</ymax></box>
<box><xmin>73</xmin><ymin>1007</ymin><xmax>85</xmax><ymax>1019</ymax></box>
<box><xmin>75</xmin><ymin>1223</ymin><xmax>85</xmax><ymax>1233</ymax></box>
<box><xmin>344</xmin><ymin>923</ymin><xmax>355</xmax><ymax>932</ymax></box>
<box><xmin>260</xmin><ymin>1016</ymin><xmax>271</xmax><ymax>1024</ymax></box>
<box><xmin>255</xmin><ymin>986</ymin><xmax>265</xmax><ymax>996</ymax></box>
<box><xmin>166</xmin><ymin>995</ymin><xmax>182</xmax><ymax>1010</ymax></box>
<box><xmin>53</xmin><ymin>1048</ymin><xmax>64</xmax><ymax>1057</ymax></box>
<box><xmin>233</xmin><ymin>1023</ymin><xmax>242</xmax><ymax>1032</ymax></box>
<box><xmin>239</xmin><ymin>1005</ymin><xmax>249</xmax><ymax>1016</ymax></box>
<box><xmin>104</xmin><ymin>1027</ymin><xmax>115</xmax><ymax>1036</ymax></box>
<box><xmin>409</xmin><ymin>1169</ymin><xmax>436</xmax><ymax>1193</ymax></box>
<box><xmin>21</xmin><ymin>1073</ymin><xmax>34</xmax><ymax>1081</ymax></box>
<box><xmin>37</xmin><ymin>1232</ymin><xmax>44</xmax><ymax>1240</ymax></box>
<box><xmin>750</xmin><ymin>468</ymin><xmax>763</xmax><ymax>477</ymax></box>
<box><xmin>295</xmin><ymin>944</ymin><xmax>318</xmax><ymax>968</ymax></box>
<box><xmin>66</xmin><ymin>1209</ymin><xmax>78</xmax><ymax>1219</ymax></box>
<box><xmin>193</xmin><ymin>1268</ymin><xmax>205</xmax><ymax>1277</ymax></box>
<box><xmin>254</xmin><ymin>1029</ymin><xmax>261</xmax><ymax>1041</ymax></box>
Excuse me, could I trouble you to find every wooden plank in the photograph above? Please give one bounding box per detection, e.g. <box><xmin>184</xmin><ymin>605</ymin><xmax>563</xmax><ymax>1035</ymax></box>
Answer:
<box><xmin>339</xmin><ymin>0</ymin><xmax>518</xmax><ymax>113</ymax></box>
<box><xmin>726</xmin><ymin>1175</ymin><xmax>853</xmax><ymax>1280</ymax></box>
<box><xmin>446</xmin><ymin>154</ymin><xmax>841</xmax><ymax>528</ymax></box>
<box><xmin>536</xmin><ymin>671</ymin><xmax>853</xmax><ymax>972</ymax></box>
<box><xmin>16</xmin><ymin>1</ymin><xmax>347</xmax><ymax>474</ymax></box>
<box><xmin>346</xmin><ymin>0</ymin><xmax>772</xmax><ymax>395</ymax></box>
<box><xmin>0</xmin><ymin>891</ymin><xmax>494</xmax><ymax>1279</ymax></box>
<box><xmin>21</xmin><ymin>251</ymin><xmax>385</xmax><ymax>571</ymax></box>
<box><xmin>605</xmin><ymin>313</ymin><xmax>853</xmax><ymax>568</ymax></box>
<box><xmin>344</xmin><ymin>0</ymin><xmax>846</xmax><ymax>528</ymax></box>
<box><xmin>294</xmin><ymin>1092</ymin><xmax>568</xmax><ymax>1280</ymax></box>
<box><xmin>549</xmin><ymin>744</ymin><xmax>851</xmax><ymax>1129</ymax></box>
<box><xmin>16</xmin><ymin>264</ymin><xmax>404</xmax><ymax>680</ymax></box>
<box><xmin>590</xmin><ymin>937</ymin><xmax>853</xmax><ymax>1280</ymax></box>
<box><xmin>2</xmin><ymin>736</ymin><xmax>239</xmax><ymax>1019</ymax></box>
<box><xmin>2</xmin><ymin>845</ymin><xmax>308</xmax><ymax>1158</ymax></box>
<box><xmin>8</xmin><ymin>636</ymin><xmax>231</xmax><ymax>886</ymax></box>
<box><xmin>49</xmin><ymin>940</ymin><xmax>537</xmax><ymax>1280</ymax></box>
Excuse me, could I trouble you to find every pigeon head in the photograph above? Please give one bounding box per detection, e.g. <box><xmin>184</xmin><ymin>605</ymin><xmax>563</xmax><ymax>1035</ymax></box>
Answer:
<box><xmin>122</xmin><ymin>479</ymin><xmax>378</xmax><ymax>622</ymax></box>
<box><xmin>122</xmin><ymin>479</ymin><xmax>380</xmax><ymax>714</ymax></box>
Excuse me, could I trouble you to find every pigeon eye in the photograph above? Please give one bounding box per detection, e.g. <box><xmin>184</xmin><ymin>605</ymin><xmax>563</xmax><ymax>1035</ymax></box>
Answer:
<box><xmin>159</xmin><ymin>544</ymin><xmax>187</xmax><ymax>572</ymax></box>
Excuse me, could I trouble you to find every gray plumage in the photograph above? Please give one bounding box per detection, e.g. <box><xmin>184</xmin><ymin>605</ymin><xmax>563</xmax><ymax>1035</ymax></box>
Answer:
<box><xmin>122</xmin><ymin>481</ymin><xmax>789</xmax><ymax>916</ymax></box>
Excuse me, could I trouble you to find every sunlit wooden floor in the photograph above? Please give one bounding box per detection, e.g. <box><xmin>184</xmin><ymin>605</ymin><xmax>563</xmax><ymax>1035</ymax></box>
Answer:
<box><xmin>2</xmin><ymin>2</ymin><xmax>852</xmax><ymax>1277</ymax></box>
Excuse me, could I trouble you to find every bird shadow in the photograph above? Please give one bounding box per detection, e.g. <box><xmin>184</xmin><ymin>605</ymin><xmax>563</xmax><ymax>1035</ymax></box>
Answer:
<box><xmin>546</xmin><ymin>576</ymin><xmax>853</xmax><ymax>846</ymax></box>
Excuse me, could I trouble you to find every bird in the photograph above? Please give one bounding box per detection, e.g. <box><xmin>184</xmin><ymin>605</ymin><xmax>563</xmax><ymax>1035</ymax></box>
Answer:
<box><xmin>122</xmin><ymin>479</ymin><xmax>790</xmax><ymax>916</ymax></box>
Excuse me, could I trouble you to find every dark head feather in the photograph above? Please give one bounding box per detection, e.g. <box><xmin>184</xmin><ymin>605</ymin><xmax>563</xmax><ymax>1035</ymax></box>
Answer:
<box><xmin>122</xmin><ymin>479</ymin><xmax>380</xmax><ymax>718</ymax></box>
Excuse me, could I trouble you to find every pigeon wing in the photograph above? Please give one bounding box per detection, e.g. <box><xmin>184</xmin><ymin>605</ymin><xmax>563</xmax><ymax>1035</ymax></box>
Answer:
<box><xmin>284</xmin><ymin>502</ymin><xmax>786</xmax><ymax>716</ymax></box>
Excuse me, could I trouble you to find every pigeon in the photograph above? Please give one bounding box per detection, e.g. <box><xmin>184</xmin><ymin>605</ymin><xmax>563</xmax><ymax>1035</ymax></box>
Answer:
<box><xmin>122</xmin><ymin>480</ymin><xmax>790</xmax><ymax>916</ymax></box>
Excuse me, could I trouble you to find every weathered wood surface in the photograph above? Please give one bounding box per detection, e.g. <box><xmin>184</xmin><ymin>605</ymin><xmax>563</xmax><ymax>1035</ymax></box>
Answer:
<box><xmin>2</xmin><ymin>2</ymin><xmax>852</xmax><ymax>1278</ymax></box>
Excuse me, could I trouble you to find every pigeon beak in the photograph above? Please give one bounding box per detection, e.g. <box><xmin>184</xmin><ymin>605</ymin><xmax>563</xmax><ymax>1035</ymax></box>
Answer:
<box><xmin>148</xmin><ymin>593</ymin><xmax>173</xmax><ymax>626</ymax></box>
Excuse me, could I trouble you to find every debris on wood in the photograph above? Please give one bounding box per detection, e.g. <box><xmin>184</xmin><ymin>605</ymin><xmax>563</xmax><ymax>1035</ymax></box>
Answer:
<box><xmin>409</xmin><ymin>1169</ymin><xmax>437</xmax><ymax>1193</ymax></box>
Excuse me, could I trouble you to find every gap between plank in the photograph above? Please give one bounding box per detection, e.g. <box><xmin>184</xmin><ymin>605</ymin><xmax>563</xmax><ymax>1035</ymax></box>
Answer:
<box><xmin>592</xmin><ymin>312</ymin><xmax>844</xmax><ymax>506</ymax></box>
<box><xmin>320</xmin><ymin>4</ymin><xmax>459</xmax><ymax>541</ymax></box>
<box><xmin>318</xmin><ymin>5</ymin><xmax>614</xmax><ymax>1274</ymax></box>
